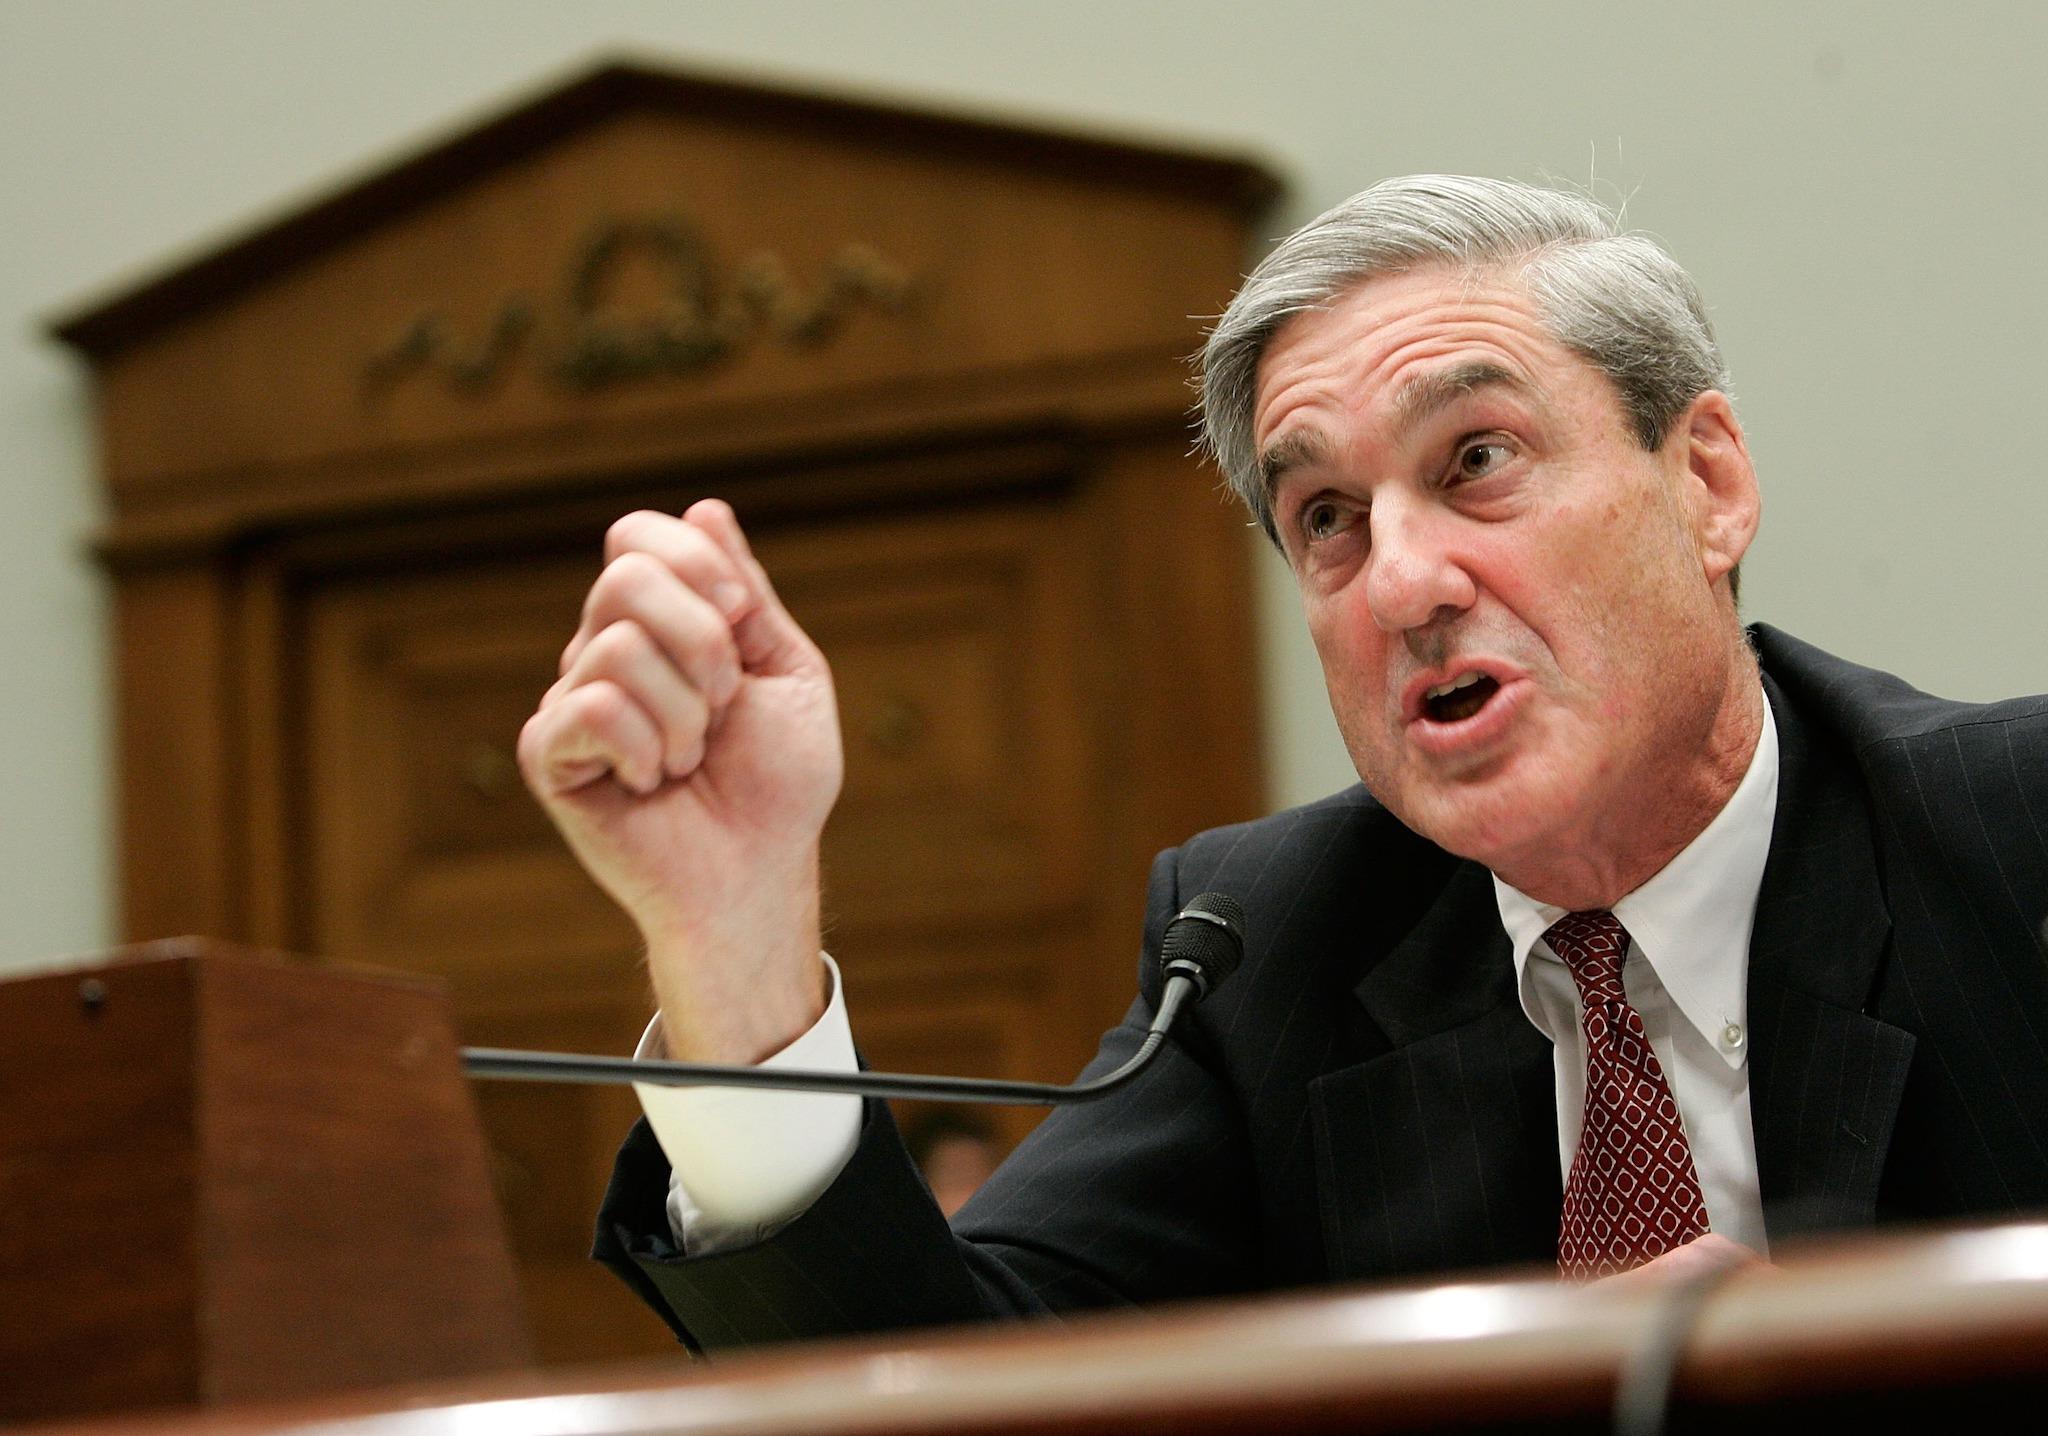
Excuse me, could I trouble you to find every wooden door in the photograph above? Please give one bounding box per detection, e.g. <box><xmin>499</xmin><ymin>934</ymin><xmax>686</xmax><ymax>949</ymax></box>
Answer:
<box><xmin>293</xmin><ymin>477</ymin><xmax>1144</xmax><ymax>1359</ymax></box>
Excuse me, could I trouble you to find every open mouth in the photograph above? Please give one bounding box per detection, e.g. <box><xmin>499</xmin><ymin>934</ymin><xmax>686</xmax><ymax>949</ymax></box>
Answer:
<box><xmin>1421</xmin><ymin>672</ymin><xmax>1501</xmax><ymax>724</ymax></box>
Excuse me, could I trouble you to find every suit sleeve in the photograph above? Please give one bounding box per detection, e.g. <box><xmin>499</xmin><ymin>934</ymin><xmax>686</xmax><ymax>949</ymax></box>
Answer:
<box><xmin>590</xmin><ymin>846</ymin><xmax>1264</xmax><ymax>1351</ymax></box>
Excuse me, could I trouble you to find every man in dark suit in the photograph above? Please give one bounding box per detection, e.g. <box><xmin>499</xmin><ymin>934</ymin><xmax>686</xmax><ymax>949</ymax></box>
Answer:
<box><xmin>519</xmin><ymin>176</ymin><xmax>2048</xmax><ymax>1349</ymax></box>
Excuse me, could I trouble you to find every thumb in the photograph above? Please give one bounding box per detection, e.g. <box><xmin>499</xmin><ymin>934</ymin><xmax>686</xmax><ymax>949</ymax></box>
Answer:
<box><xmin>683</xmin><ymin>499</ymin><xmax>819</xmax><ymax>678</ymax></box>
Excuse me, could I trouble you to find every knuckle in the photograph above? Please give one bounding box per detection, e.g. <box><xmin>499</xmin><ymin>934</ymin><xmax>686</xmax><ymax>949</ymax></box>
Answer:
<box><xmin>603</xmin><ymin>509</ymin><xmax>667</xmax><ymax>558</ymax></box>
<box><xmin>681</xmin><ymin>614</ymin><xmax>739</xmax><ymax>669</ymax></box>
<box><xmin>667</xmin><ymin>528</ymin><xmax>727</xmax><ymax>586</ymax></box>
<box><xmin>583</xmin><ymin>618</ymin><xmax>647</xmax><ymax>669</ymax></box>
<box><xmin>562</xmin><ymin>677</ymin><xmax>623</xmax><ymax>730</ymax></box>
<box><xmin>674</xmin><ymin>681</ymin><xmax>712</xmax><ymax>729</ymax></box>
<box><xmin>586</xmin><ymin>551</ymin><xmax>663</xmax><ymax>620</ymax></box>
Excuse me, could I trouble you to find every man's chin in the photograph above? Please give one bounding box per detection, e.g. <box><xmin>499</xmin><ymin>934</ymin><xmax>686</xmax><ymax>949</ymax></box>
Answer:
<box><xmin>1380</xmin><ymin>771</ymin><xmax>1566</xmax><ymax>872</ymax></box>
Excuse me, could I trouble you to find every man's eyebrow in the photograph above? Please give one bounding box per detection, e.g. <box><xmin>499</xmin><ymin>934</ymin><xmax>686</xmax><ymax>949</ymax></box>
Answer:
<box><xmin>1390</xmin><ymin>361</ymin><xmax>1534</xmax><ymax>436</ymax></box>
<box><xmin>1255</xmin><ymin>361</ymin><xmax>1537</xmax><ymax>508</ymax></box>
<box><xmin>1257</xmin><ymin>430</ymin><xmax>1332</xmax><ymax>505</ymax></box>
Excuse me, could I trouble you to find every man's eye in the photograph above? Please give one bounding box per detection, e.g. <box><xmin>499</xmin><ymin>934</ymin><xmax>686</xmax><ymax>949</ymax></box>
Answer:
<box><xmin>1455</xmin><ymin>441</ymin><xmax>1512</xmax><ymax>480</ymax></box>
<box><xmin>1300</xmin><ymin>499</ymin><xmax>1351</xmax><ymax>542</ymax></box>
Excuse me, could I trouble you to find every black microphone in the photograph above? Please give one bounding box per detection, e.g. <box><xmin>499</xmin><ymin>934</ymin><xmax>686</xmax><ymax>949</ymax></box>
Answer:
<box><xmin>461</xmin><ymin>893</ymin><xmax>1245</xmax><ymax>1106</ymax></box>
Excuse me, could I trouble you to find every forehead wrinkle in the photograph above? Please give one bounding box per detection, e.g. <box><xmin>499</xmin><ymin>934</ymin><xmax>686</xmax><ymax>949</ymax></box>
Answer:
<box><xmin>1389</xmin><ymin>360</ymin><xmax>1536</xmax><ymax>439</ymax></box>
<box><xmin>1252</xmin><ymin>279</ymin><xmax>1562</xmax><ymax>512</ymax></box>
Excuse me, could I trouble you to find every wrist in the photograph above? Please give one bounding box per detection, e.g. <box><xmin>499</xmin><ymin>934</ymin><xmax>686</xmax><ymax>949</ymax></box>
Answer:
<box><xmin>658</xmin><ymin>950</ymin><xmax>830</xmax><ymax>1065</ymax></box>
<box><xmin>638</xmin><ymin>853</ymin><xmax>829</xmax><ymax>1064</ymax></box>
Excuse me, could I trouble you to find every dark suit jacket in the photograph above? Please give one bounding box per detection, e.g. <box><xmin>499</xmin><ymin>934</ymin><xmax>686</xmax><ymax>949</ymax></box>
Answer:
<box><xmin>594</xmin><ymin>624</ymin><xmax>2048</xmax><ymax>1349</ymax></box>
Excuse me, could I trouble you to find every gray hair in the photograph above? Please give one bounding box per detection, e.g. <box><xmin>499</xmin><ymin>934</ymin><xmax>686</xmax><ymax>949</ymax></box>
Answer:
<box><xmin>1200</xmin><ymin>174</ymin><xmax>1730</xmax><ymax>541</ymax></box>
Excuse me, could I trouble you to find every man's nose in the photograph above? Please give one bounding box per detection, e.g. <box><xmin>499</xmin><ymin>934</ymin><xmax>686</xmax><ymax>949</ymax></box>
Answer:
<box><xmin>1364</xmin><ymin>499</ymin><xmax>1477</xmax><ymax>634</ymax></box>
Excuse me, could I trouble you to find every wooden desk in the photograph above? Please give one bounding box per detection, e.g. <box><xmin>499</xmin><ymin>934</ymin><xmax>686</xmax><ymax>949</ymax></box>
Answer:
<box><xmin>36</xmin><ymin>1220</ymin><xmax>2048</xmax><ymax>1435</ymax></box>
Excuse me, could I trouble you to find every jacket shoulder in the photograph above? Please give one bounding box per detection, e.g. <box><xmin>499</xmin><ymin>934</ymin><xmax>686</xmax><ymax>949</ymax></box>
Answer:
<box><xmin>1752</xmin><ymin>622</ymin><xmax>2048</xmax><ymax>751</ymax></box>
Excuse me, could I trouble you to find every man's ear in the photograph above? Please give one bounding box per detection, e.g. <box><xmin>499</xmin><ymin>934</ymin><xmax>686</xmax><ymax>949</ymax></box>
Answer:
<box><xmin>1675</xmin><ymin>390</ymin><xmax>1760</xmax><ymax>586</ymax></box>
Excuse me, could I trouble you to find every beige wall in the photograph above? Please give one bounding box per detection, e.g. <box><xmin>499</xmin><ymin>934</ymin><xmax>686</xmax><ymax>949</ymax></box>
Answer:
<box><xmin>6</xmin><ymin>2</ymin><xmax>2046</xmax><ymax>967</ymax></box>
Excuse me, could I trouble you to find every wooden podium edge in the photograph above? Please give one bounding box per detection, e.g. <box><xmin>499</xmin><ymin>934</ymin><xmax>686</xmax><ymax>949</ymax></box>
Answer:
<box><xmin>24</xmin><ymin>1218</ymin><xmax>2048</xmax><ymax>1435</ymax></box>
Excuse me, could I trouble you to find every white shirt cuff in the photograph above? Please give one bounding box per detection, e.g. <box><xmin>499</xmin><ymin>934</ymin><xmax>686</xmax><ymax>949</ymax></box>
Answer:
<box><xmin>632</xmin><ymin>954</ymin><xmax>861</xmax><ymax>1254</ymax></box>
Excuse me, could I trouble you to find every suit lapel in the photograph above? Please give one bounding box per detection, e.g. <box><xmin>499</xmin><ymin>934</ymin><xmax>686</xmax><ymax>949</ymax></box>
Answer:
<box><xmin>1312</xmin><ymin>862</ymin><xmax>1559</xmax><ymax>1280</ymax></box>
<box><xmin>1748</xmin><ymin>671</ymin><xmax>1917</xmax><ymax>1236</ymax></box>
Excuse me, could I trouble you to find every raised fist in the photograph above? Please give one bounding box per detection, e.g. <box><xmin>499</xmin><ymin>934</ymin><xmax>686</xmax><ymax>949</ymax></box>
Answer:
<box><xmin>518</xmin><ymin>500</ymin><xmax>842</xmax><ymax>1062</ymax></box>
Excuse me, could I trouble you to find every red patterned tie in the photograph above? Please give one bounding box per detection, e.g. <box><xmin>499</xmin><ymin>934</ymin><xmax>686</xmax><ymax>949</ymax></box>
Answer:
<box><xmin>1548</xmin><ymin>910</ymin><xmax>1709</xmax><ymax>1280</ymax></box>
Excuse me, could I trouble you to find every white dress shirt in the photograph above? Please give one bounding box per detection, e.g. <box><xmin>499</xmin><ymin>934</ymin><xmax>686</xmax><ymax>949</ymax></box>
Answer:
<box><xmin>640</xmin><ymin>692</ymin><xmax>1780</xmax><ymax>1257</ymax></box>
<box><xmin>634</xmin><ymin>956</ymin><xmax>859</xmax><ymax>1252</ymax></box>
<box><xmin>1492</xmin><ymin>689</ymin><xmax>1778</xmax><ymax>1256</ymax></box>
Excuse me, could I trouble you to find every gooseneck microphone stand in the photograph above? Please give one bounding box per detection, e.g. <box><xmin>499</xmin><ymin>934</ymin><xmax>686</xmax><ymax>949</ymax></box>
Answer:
<box><xmin>460</xmin><ymin>894</ymin><xmax>1244</xmax><ymax>1106</ymax></box>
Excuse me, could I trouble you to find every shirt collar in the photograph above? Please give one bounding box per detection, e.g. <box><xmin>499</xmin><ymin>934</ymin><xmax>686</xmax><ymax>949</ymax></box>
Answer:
<box><xmin>1492</xmin><ymin>688</ymin><xmax>1780</xmax><ymax>1069</ymax></box>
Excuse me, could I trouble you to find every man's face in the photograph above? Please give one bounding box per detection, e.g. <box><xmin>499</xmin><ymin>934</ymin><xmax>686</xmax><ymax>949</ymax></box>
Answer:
<box><xmin>1251</xmin><ymin>266</ymin><xmax>1753</xmax><ymax>879</ymax></box>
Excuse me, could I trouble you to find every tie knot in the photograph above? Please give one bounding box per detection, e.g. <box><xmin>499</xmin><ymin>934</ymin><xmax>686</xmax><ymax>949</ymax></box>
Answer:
<box><xmin>1544</xmin><ymin>910</ymin><xmax>1630</xmax><ymax>1006</ymax></box>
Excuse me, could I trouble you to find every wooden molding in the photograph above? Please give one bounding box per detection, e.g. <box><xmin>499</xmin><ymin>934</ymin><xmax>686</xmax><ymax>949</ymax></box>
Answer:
<box><xmin>50</xmin><ymin>59</ymin><xmax>1280</xmax><ymax>360</ymax></box>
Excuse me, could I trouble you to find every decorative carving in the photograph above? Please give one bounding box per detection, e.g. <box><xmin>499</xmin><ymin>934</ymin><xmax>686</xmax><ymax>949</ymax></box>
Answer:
<box><xmin>365</xmin><ymin>213</ymin><xmax>917</xmax><ymax>395</ymax></box>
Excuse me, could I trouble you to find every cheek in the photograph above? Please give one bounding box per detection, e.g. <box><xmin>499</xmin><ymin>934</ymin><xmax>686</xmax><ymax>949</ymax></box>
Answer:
<box><xmin>1303</xmin><ymin>591</ymin><xmax>1383</xmax><ymax>685</ymax></box>
<box><xmin>1304</xmin><ymin>602</ymin><xmax>1400</xmax><ymax>765</ymax></box>
<box><xmin>1487</xmin><ymin>492</ymin><xmax>1679</xmax><ymax>654</ymax></box>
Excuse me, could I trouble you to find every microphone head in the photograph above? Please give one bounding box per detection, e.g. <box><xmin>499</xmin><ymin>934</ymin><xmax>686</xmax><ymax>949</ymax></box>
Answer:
<box><xmin>1158</xmin><ymin>892</ymin><xmax>1245</xmax><ymax>1000</ymax></box>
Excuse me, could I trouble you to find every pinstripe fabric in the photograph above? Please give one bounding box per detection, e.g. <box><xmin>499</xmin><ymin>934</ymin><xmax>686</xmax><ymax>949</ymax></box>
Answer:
<box><xmin>1745</xmin><ymin>630</ymin><xmax>2048</xmax><ymax>1236</ymax></box>
<box><xmin>1311</xmin><ymin>1003</ymin><xmax>1557</xmax><ymax>1277</ymax></box>
<box><xmin>1317</xmin><ymin>858</ymin><xmax>1559</xmax><ymax>1277</ymax></box>
<box><xmin>595</xmin><ymin>623</ymin><xmax>2048</xmax><ymax>1352</ymax></box>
